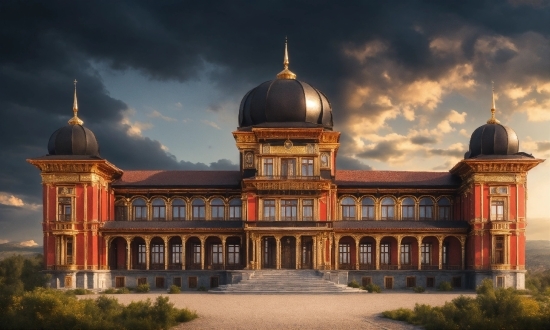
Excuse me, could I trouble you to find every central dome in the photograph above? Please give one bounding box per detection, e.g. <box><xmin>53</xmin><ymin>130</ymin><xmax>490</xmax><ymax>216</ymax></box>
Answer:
<box><xmin>237</xmin><ymin>40</ymin><xmax>333</xmax><ymax>129</ymax></box>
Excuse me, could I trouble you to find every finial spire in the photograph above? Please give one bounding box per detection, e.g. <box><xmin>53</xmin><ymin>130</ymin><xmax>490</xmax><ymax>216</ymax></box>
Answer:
<box><xmin>487</xmin><ymin>81</ymin><xmax>500</xmax><ymax>124</ymax></box>
<box><xmin>276</xmin><ymin>37</ymin><xmax>297</xmax><ymax>79</ymax></box>
<box><xmin>68</xmin><ymin>79</ymin><xmax>84</xmax><ymax>125</ymax></box>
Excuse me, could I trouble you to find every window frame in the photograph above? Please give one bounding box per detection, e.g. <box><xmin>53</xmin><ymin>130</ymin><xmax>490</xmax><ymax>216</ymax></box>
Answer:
<box><xmin>210</xmin><ymin>198</ymin><xmax>225</xmax><ymax>221</ymax></box>
<box><xmin>400</xmin><ymin>243</ymin><xmax>411</xmax><ymax>265</ymax></box>
<box><xmin>380</xmin><ymin>243</ymin><xmax>390</xmax><ymax>265</ymax></box>
<box><xmin>419</xmin><ymin>198</ymin><xmax>434</xmax><ymax>220</ymax></box>
<box><xmin>421</xmin><ymin>243</ymin><xmax>431</xmax><ymax>265</ymax></box>
<box><xmin>152</xmin><ymin>198</ymin><xmax>166</xmax><ymax>221</ymax></box>
<box><xmin>280</xmin><ymin>199</ymin><xmax>298</xmax><ymax>221</ymax></box>
<box><xmin>192</xmin><ymin>199</ymin><xmax>206</xmax><ymax>220</ymax></box>
<box><xmin>381</xmin><ymin>198</ymin><xmax>395</xmax><ymax>220</ymax></box>
<box><xmin>401</xmin><ymin>198</ymin><xmax>415</xmax><ymax>220</ymax></box>
<box><xmin>172</xmin><ymin>199</ymin><xmax>186</xmax><ymax>221</ymax></box>
<box><xmin>361</xmin><ymin>197</ymin><xmax>375</xmax><ymax>220</ymax></box>
<box><xmin>341</xmin><ymin>197</ymin><xmax>356</xmax><ymax>220</ymax></box>
<box><xmin>263</xmin><ymin>199</ymin><xmax>275</xmax><ymax>221</ymax></box>
<box><xmin>301</xmin><ymin>158</ymin><xmax>314</xmax><ymax>177</ymax></box>
<box><xmin>263</xmin><ymin>158</ymin><xmax>274</xmax><ymax>177</ymax></box>
<box><xmin>229</xmin><ymin>199</ymin><xmax>242</xmax><ymax>220</ymax></box>
<box><xmin>302</xmin><ymin>199</ymin><xmax>314</xmax><ymax>221</ymax></box>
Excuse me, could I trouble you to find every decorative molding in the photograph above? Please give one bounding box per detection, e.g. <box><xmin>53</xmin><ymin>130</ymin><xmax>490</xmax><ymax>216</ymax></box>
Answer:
<box><xmin>244</xmin><ymin>181</ymin><xmax>330</xmax><ymax>191</ymax></box>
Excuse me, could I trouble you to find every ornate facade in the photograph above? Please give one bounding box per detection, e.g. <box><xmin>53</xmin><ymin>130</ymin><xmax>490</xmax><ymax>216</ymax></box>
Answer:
<box><xmin>28</xmin><ymin>45</ymin><xmax>543</xmax><ymax>290</ymax></box>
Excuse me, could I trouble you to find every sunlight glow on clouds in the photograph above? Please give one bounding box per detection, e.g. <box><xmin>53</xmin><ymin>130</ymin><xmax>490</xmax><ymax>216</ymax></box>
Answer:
<box><xmin>20</xmin><ymin>240</ymin><xmax>38</xmax><ymax>247</ymax></box>
<box><xmin>0</xmin><ymin>192</ymin><xmax>41</xmax><ymax>210</ymax></box>
<box><xmin>121</xmin><ymin>108</ymin><xmax>153</xmax><ymax>137</ymax></box>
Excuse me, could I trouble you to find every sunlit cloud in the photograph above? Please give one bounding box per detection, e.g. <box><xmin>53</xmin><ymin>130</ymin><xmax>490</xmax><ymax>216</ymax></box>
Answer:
<box><xmin>201</xmin><ymin>119</ymin><xmax>221</xmax><ymax>130</ymax></box>
<box><xmin>120</xmin><ymin>108</ymin><xmax>153</xmax><ymax>137</ymax></box>
<box><xmin>0</xmin><ymin>239</ymin><xmax>9</xmax><ymax>244</ymax></box>
<box><xmin>148</xmin><ymin>110</ymin><xmax>177</xmax><ymax>122</ymax></box>
<box><xmin>0</xmin><ymin>192</ymin><xmax>41</xmax><ymax>210</ymax></box>
<box><xmin>20</xmin><ymin>240</ymin><xmax>38</xmax><ymax>247</ymax></box>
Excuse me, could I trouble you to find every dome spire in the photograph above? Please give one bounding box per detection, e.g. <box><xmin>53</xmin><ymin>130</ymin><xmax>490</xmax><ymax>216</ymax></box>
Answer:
<box><xmin>68</xmin><ymin>79</ymin><xmax>84</xmax><ymax>126</ymax></box>
<box><xmin>487</xmin><ymin>81</ymin><xmax>500</xmax><ymax>124</ymax></box>
<box><xmin>276</xmin><ymin>37</ymin><xmax>297</xmax><ymax>80</ymax></box>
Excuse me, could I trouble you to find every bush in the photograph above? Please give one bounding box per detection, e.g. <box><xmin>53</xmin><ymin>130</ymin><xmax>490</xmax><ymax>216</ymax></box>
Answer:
<box><xmin>197</xmin><ymin>286</ymin><xmax>207</xmax><ymax>291</ymax></box>
<box><xmin>66</xmin><ymin>288</ymin><xmax>93</xmax><ymax>295</ymax></box>
<box><xmin>413</xmin><ymin>286</ymin><xmax>425</xmax><ymax>293</ymax></box>
<box><xmin>364</xmin><ymin>283</ymin><xmax>381</xmax><ymax>293</ymax></box>
<box><xmin>168</xmin><ymin>285</ymin><xmax>180</xmax><ymax>294</ymax></box>
<box><xmin>136</xmin><ymin>283</ymin><xmax>150</xmax><ymax>293</ymax></box>
<box><xmin>348</xmin><ymin>280</ymin><xmax>360</xmax><ymax>288</ymax></box>
<box><xmin>437</xmin><ymin>281</ymin><xmax>453</xmax><ymax>291</ymax></box>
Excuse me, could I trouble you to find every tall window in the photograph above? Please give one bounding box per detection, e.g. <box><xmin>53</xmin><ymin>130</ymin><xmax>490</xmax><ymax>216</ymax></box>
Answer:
<box><xmin>491</xmin><ymin>200</ymin><xmax>504</xmax><ymax>221</ymax></box>
<box><xmin>192</xmin><ymin>199</ymin><xmax>205</xmax><ymax>220</ymax></box>
<box><xmin>361</xmin><ymin>198</ymin><xmax>375</xmax><ymax>220</ymax></box>
<box><xmin>210</xmin><ymin>198</ymin><xmax>225</xmax><ymax>220</ymax></box>
<box><xmin>115</xmin><ymin>202</ymin><xmax>127</xmax><ymax>221</ymax></box>
<box><xmin>229</xmin><ymin>199</ymin><xmax>242</xmax><ymax>220</ymax></box>
<box><xmin>421</xmin><ymin>243</ymin><xmax>431</xmax><ymax>265</ymax></box>
<box><xmin>301</xmin><ymin>158</ymin><xmax>314</xmax><ymax>176</ymax></box>
<box><xmin>211</xmin><ymin>244</ymin><xmax>222</xmax><ymax>265</ymax></box>
<box><xmin>138</xmin><ymin>244</ymin><xmax>146</xmax><ymax>265</ymax></box>
<box><xmin>227</xmin><ymin>244</ymin><xmax>240</xmax><ymax>264</ymax></box>
<box><xmin>152</xmin><ymin>198</ymin><xmax>166</xmax><ymax>220</ymax></box>
<box><xmin>419</xmin><ymin>198</ymin><xmax>434</xmax><ymax>220</ymax></box>
<box><xmin>302</xmin><ymin>199</ymin><xmax>313</xmax><ymax>221</ymax></box>
<box><xmin>66</xmin><ymin>237</ymin><xmax>73</xmax><ymax>264</ymax></box>
<box><xmin>442</xmin><ymin>243</ymin><xmax>448</xmax><ymax>266</ymax></box>
<box><xmin>281</xmin><ymin>199</ymin><xmax>297</xmax><ymax>221</ymax></box>
<box><xmin>263</xmin><ymin>200</ymin><xmax>275</xmax><ymax>220</ymax></box>
<box><xmin>339</xmin><ymin>243</ymin><xmax>350</xmax><ymax>264</ymax></box>
<box><xmin>438</xmin><ymin>197</ymin><xmax>451</xmax><ymax>220</ymax></box>
<box><xmin>381</xmin><ymin>198</ymin><xmax>395</xmax><ymax>220</ymax></box>
<box><xmin>132</xmin><ymin>198</ymin><xmax>147</xmax><ymax>220</ymax></box>
<box><xmin>172</xmin><ymin>199</ymin><xmax>186</xmax><ymax>220</ymax></box>
<box><xmin>400</xmin><ymin>244</ymin><xmax>411</xmax><ymax>265</ymax></box>
<box><xmin>193</xmin><ymin>244</ymin><xmax>201</xmax><ymax>264</ymax></box>
<box><xmin>151</xmin><ymin>243</ymin><xmax>164</xmax><ymax>265</ymax></box>
<box><xmin>263</xmin><ymin>158</ymin><xmax>273</xmax><ymax>177</ymax></box>
<box><xmin>359</xmin><ymin>243</ymin><xmax>372</xmax><ymax>264</ymax></box>
<box><xmin>342</xmin><ymin>197</ymin><xmax>356</xmax><ymax>220</ymax></box>
<box><xmin>171</xmin><ymin>244</ymin><xmax>182</xmax><ymax>264</ymax></box>
<box><xmin>380</xmin><ymin>243</ymin><xmax>390</xmax><ymax>264</ymax></box>
<box><xmin>401</xmin><ymin>198</ymin><xmax>415</xmax><ymax>220</ymax></box>
<box><xmin>495</xmin><ymin>236</ymin><xmax>505</xmax><ymax>264</ymax></box>
<box><xmin>58</xmin><ymin>197</ymin><xmax>72</xmax><ymax>221</ymax></box>
<box><xmin>281</xmin><ymin>158</ymin><xmax>296</xmax><ymax>177</ymax></box>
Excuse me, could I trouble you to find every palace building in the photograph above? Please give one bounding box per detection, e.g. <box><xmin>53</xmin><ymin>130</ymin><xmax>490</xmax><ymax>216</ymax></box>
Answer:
<box><xmin>28</xmin><ymin>43</ymin><xmax>543</xmax><ymax>291</ymax></box>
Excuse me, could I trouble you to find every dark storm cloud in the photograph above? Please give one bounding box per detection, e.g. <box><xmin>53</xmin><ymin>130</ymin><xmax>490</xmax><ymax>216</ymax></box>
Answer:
<box><xmin>411</xmin><ymin>135</ymin><xmax>438</xmax><ymax>145</ymax></box>
<box><xmin>428</xmin><ymin>148</ymin><xmax>466</xmax><ymax>158</ymax></box>
<box><xmin>336</xmin><ymin>156</ymin><xmax>373</xmax><ymax>170</ymax></box>
<box><xmin>357</xmin><ymin>141</ymin><xmax>401</xmax><ymax>162</ymax></box>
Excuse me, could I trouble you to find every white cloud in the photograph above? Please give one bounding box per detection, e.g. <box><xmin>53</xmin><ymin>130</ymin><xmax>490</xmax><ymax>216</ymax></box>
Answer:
<box><xmin>0</xmin><ymin>239</ymin><xmax>8</xmax><ymax>244</ymax></box>
<box><xmin>175</xmin><ymin>102</ymin><xmax>183</xmax><ymax>108</ymax></box>
<box><xmin>201</xmin><ymin>120</ymin><xmax>220</xmax><ymax>130</ymax></box>
<box><xmin>20</xmin><ymin>240</ymin><xmax>38</xmax><ymax>247</ymax></box>
<box><xmin>148</xmin><ymin>110</ymin><xmax>177</xmax><ymax>122</ymax></box>
<box><xmin>120</xmin><ymin>108</ymin><xmax>153</xmax><ymax>137</ymax></box>
<box><xmin>0</xmin><ymin>192</ymin><xmax>41</xmax><ymax>210</ymax></box>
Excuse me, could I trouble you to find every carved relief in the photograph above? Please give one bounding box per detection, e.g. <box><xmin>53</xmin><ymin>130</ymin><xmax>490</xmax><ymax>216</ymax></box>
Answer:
<box><xmin>234</xmin><ymin>134</ymin><xmax>257</xmax><ymax>143</ymax></box>
<box><xmin>244</xmin><ymin>152</ymin><xmax>254</xmax><ymax>168</ymax></box>
<box><xmin>247</xmin><ymin>181</ymin><xmax>329</xmax><ymax>190</ymax></box>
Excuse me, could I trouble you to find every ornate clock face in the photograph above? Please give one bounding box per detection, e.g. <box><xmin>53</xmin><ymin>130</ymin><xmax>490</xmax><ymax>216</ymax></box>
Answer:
<box><xmin>284</xmin><ymin>139</ymin><xmax>293</xmax><ymax>149</ymax></box>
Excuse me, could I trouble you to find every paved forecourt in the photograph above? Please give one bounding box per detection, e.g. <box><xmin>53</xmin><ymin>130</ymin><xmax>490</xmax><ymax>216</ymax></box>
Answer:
<box><xmin>106</xmin><ymin>291</ymin><xmax>474</xmax><ymax>329</ymax></box>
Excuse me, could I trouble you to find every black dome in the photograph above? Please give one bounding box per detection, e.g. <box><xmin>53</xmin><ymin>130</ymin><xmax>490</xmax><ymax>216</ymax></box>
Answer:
<box><xmin>465</xmin><ymin>123</ymin><xmax>519</xmax><ymax>159</ymax></box>
<box><xmin>47</xmin><ymin>124</ymin><xmax>100</xmax><ymax>156</ymax></box>
<box><xmin>238</xmin><ymin>79</ymin><xmax>333</xmax><ymax>129</ymax></box>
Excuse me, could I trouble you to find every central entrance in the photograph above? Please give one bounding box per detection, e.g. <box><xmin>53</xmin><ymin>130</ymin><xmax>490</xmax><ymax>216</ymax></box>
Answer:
<box><xmin>281</xmin><ymin>236</ymin><xmax>296</xmax><ymax>269</ymax></box>
<box><xmin>262</xmin><ymin>237</ymin><xmax>276</xmax><ymax>269</ymax></box>
<box><xmin>301</xmin><ymin>236</ymin><xmax>313</xmax><ymax>269</ymax></box>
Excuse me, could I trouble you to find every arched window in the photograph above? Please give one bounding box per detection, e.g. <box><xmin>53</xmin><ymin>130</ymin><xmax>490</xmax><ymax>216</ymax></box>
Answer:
<box><xmin>152</xmin><ymin>198</ymin><xmax>166</xmax><ymax>220</ymax></box>
<box><xmin>132</xmin><ymin>198</ymin><xmax>147</xmax><ymax>220</ymax></box>
<box><xmin>401</xmin><ymin>198</ymin><xmax>415</xmax><ymax>220</ymax></box>
<box><xmin>210</xmin><ymin>198</ymin><xmax>225</xmax><ymax>220</ymax></box>
<box><xmin>381</xmin><ymin>197</ymin><xmax>395</xmax><ymax>220</ymax></box>
<box><xmin>115</xmin><ymin>200</ymin><xmax>127</xmax><ymax>221</ymax></box>
<box><xmin>192</xmin><ymin>199</ymin><xmax>206</xmax><ymax>220</ymax></box>
<box><xmin>438</xmin><ymin>197</ymin><xmax>451</xmax><ymax>220</ymax></box>
<box><xmin>361</xmin><ymin>197</ymin><xmax>375</xmax><ymax>220</ymax></box>
<box><xmin>172</xmin><ymin>199</ymin><xmax>186</xmax><ymax>220</ymax></box>
<box><xmin>419</xmin><ymin>198</ymin><xmax>434</xmax><ymax>220</ymax></box>
<box><xmin>341</xmin><ymin>197</ymin><xmax>356</xmax><ymax>220</ymax></box>
<box><xmin>229</xmin><ymin>199</ymin><xmax>242</xmax><ymax>220</ymax></box>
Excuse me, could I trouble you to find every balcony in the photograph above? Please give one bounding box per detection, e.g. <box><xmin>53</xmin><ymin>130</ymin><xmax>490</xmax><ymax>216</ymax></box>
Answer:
<box><xmin>245</xmin><ymin>221</ymin><xmax>332</xmax><ymax>228</ymax></box>
<box><xmin>442</xmin><ymin>265</ymin><xmax>461</xmax><ymax>270</ymax></box>
<box><xmin>359</xmin><ymin>264</ymin><xmax>376</xmax><ymax>270</ymax></box>
<box><xmin>421</xmin><ymin>265</ymin><xmax>439</xmax><ymax>270</ymax></box>
<box><xmin>400</xmin><ymin>265</ymin><xmax>418</xmax><ymax>270</ymax></box>
<box><xmin>253</xmin><ymin>175</ymin><xmax>321</xmax><ymax>180</ymax></box>
<box><xmin>51</xmin><ymin>222</ymin><xmax>75</xmax><ymax>232</ymax></box>
<box><xmin>379</xmin><ymin>264</ymin><xmax>399</xmax><ymax>270</ymax></box>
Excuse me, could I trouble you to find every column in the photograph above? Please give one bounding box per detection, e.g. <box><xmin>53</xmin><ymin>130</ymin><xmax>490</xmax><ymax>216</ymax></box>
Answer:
<box><xmin>295</xmin><ymin>235</ymin><xmax>301</xmax><ymax>269</ymax></box>
<box><xmin>328</xmin><ymin>235</ymin><xmax>333</xmax><ymax>270</ymax></box>
<box><xmin>200</xmin><ymin>236</ymin><xmax>205</xmax><ymax>270</ymax></box>
<box><xmin>145</xmin><ymin>236</ymin><xmax>150</xmax><ymax>270</ymax></box>
<box><xmin>460</xmin><ymin>236</ymin><xmax>466</xmax><ymax>270</ymax></box>
<box><xmin>355</xmin><ymin>237</ymin><xmax>360</xmax><ymax>270</ymax></box>
<box><xmin>245</xmin><ymin>232</ymin><xmax>250</xmax><ymax>270</ymax></box>
<box><xmin>396</xmin><ymin>235</ymin><xmax>402</xmax><ymax>270</ymax></box>
<box><xmin>313</xmin><ymin>236</ymin><xmax>317</xmax><ymax>270</ymax></box>
<box><xmin>251</xmin><ymin>234</ymin><xmax>256</xmax><ymax>269</ymax></box>
<box><xmin>438</xmin><ymin>236</ymin><xmax>443</xmax><ymax>270</ymax></box>
<box><xmin>104</xmin><ymin>236</ymin><xmax>109</xmax><ymax>270</ymax></box>
<box><xmin>375</xmin><ymin>236</ymin><xmax>380</xmax><ymax>270</ymax></box>
<box><xmin>221</xmin><ymin>236</ymin><xmax>226</xmax><ymax>270</ymax></box>
<box><xmin>163</xmin><ymin>236</ymin><xmax>169</xmax><ymax>270</ymax></box>
<box><xmin>334</xmin><ymin>235</ymin><xmax>339</xmax><ymax>270</ymax></box>
<box><xmin>275</xmin><ymin>236</ymin><xmax>281</xmax><ymax>270</ymax></box>
<box><xmin>125</xmin><ymin>237</ymin><xmax>131</xmax><ymax>270</ymax></box>
<box><xmin>256</xmin><ymin>237</ymin><xmax>261</xmax><ymax>270</ymax></box>
<box><xmin>417</xmin><ymin>235</ymin><xmax>423</xmax><ymax>270</ymax></box>
<box><xmin>181</xmin><ymin>236</ymin><xmax>186</xmax><ymax>270</ymax></box>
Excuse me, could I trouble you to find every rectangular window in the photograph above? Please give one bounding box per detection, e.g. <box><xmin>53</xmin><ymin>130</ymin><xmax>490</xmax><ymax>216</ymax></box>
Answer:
<box><xmin>137</xmin><ymin>277</ymin><xmax>147</xmax><ymax>286</ymax></box>
<box><xmin>115</xmin><ymin>205</ymin><xmax>127</xmax><ymax>221</ymax></box>
<box><xmin>211</xmin><ymin>205</ymin><xmax>224</xmax><ymax>220</ymax></box>
<box><xmin>361</xmin><ymin>205</ymin><xmax>374</xmax><ymax>220</ymax></box>
<box><xmin>491</xmin><ymin>200</ymin><xmax>505</xmax><ymax>220</ymax></box>
<box><xmin>193</xmin><ymin>244</ymin><xmax>201</xmax><ymax>264</ymax></box>
<box><xmin>496</xmin><ymin>276</ymin><xmax>505</xmax><ymax>288</ymax></box>
<box><xmin>171</xmin><ymin>244</ymin><xmax>182</xmax><ymax>264</ymax></box>
<box><xmin>421</xmin><ymin>243</ymin><xmax>431</xmax><ymax>265</ymax></box>
<box><xmin>381</xmin><ymin>206</ymin><xmax>394</xmax><ymax>220</ymax></box>
<box><xmin>263</xmin><ymin>158</ymin><xmax>273</xmax><ymax>177</ymax></box>
<box><xmin>452</xmin><ymin>276</ymin><xmax>462</xmax><ymax>288</ymax></box>
<box><xmin>495</xmin><ymin>236</ymin><xmax>505</xmax><ymax>264</ymax></box>
<box><xmin>380</xmin><ymin>243</ymin><xmax>390</xmax><ymax>265</ymax></box>
<box><xmin>211</xmin><ymin>244</ymin><xmax>223</xmax><ymax>265</ymax></box>
<box><xmin>192</xmin><ymin>205</ymin><xmax>205</xmax><ymax>220</ymax></box>
<box><xmin>402</xmin><ymin>205</ymin><xmax>414</xmax><ymax>220</ymax></box>
<box><xmin>188</xmin><ymin>276</ymin><xmax>198</xmax><ymax>289</ymax></box>
<box><xmin>115</xmin><ymin>276</ymin><xmax>125</xmax><ymax>288</ymax></box>
<box><xmin>227</xmin><ymin>244</ymin><xmax>240</xmax><ymax>265</ymax></box>
<box><xmin>281</xmin><ymin>158</ymin><xmax>296</xmax><ymax>178</ymax></box>
<box><xmin>138</xmin><ymin>244</ymin><xmax>146</xmax><ymax>265</ymax></box>
<box><xmin>361</xmin><ymin>277</ymin><xmax>372</xmax><ymax>287</ymax></box>
<box><xmin>66</xmin><ymin>237</ymin><xmax>73</xmax><ymax>264</ymax></box>
<box><xmin>229</xmin><ymin>205</ymin><xmax>241</xmax><ymax>220</ymax></box>
<box><xmin>153</xmin><ymin>205</ymin><xmax>166</xmax><ymax>220</ymax></box>
<box><xmin>173</xmin><ymin>277</ymin><xmax>182</xmax><ymax>288</ymax></box>
<box><xmin>419</xmin><ymin>206</ymin><xmax>433</xmax><ymax>220</ymax></box>
<box><xmin>342</xmin><ymin>205</ymin><xmax>356</xmax><ymax>220</ymax></box>
<box><xmin>134</xmin><ymin>205</ymin><xmax>147</xmax><ymax>220</ymax></box>
<box><xmin>406</xmin><ymin>276</ymin><xmax>416</xmax><ymax>288</ymax></box>
<box><xmin>172</xmin><ymin>205</ymin><xmax>186</xmax><ymax>220</ymax></box>
<box><xmin>443</xmin><ymin>244</ymin><xmax>448</xmax><ymax>265</ymax></box>
<box><xmin>280</xmin><ymin>199</ymin><xmax>297</xmax><ymax>221</ymax></box>
<box><xmin>400</xmin><ymin>244</ymin><xmax>410</xmax><ymax>265</ymax></box>
<box><xmin>339</xmin><ymin>243</ymin><xmax>350</xmax><ymax>264</ymax></box>
<box><xmin>384</xmin><ymin>277</ymin><xmax>393</xmax><ymax>289</ymax></box>
<box><xmin>439</xmin><ymin>206</ymin><xmax>450</xmax><ymax>220</ymax></box>
<box><xmin>302</xmin><ymin>199</ymin><xmax>313</xmax><ymax>221</ymax></box>
<box><xmin>359</xmin><ymin>243</ymin><xmax>372</xmax><ymax>265</ymax></box>
<box><xmin>301</xmin><ymin>158</ymin><xmax>314</xmax><ymax>177</ymax></box>
<box><xmin>155</xmin><ymin>277</ymin><xmax>165</xmax><ymax>288</ymax></box>
<box><xmin>210</xmin><ymin>276</ymin><xmax>219</xmax><ymax>288</ymax></box>
<box><xmin>58</xmin><ymin>197</ymin><xmax>72</xmax><ymax>221</ymax></box>
<box><xmin>263</xmin><ymin>200</ymin><xmax>275</xmax><ymax>220</ymax></box>
<box><xmin>426</xmin><ymin>277</ymin><xmax>435</xmax><ymax>288</ymax></box>
<box><xmin>151</xmin><ymin>244</ymin><xmax>164</xmax><ymax>265</ymax></box>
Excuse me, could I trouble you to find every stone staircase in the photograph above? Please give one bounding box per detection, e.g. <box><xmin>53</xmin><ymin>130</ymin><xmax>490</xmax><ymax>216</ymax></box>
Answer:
<box><xmin>210</xmin><ymin>270</ymin><xmax>364</xmax><ymax>294</ymax></box>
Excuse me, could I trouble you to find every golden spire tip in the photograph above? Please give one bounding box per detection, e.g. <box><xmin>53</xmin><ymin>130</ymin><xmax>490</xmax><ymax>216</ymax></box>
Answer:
<box><xmin>68</xmin><ymin>79</ymin><xmax>84</xmax><ymax>125</ymax></box>
<box><xmin>277</xmin><ymin>37</ymin><xmax>296</xmax><ymax>80</ymax></box>
<box><xmin>487</xmin><ymin>81</ymin><xmax>500</xmax><ymax>124</ymax></box>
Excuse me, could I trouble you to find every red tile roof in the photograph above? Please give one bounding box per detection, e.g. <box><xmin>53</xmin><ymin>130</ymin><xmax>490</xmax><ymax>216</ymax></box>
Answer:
<box><xmin>112</xmin><ymin>170</ymin><xmax>241</xmax><ymax>187</ymax></box>
<box><xmin>335</xmin><ymin>170</ymin><xmax>460</xmax><ymax>187</ymax></box>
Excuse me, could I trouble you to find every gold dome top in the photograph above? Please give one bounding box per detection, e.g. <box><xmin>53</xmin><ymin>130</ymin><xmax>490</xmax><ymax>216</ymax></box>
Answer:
<box><xmin>276</xmin><ymin>38</ymin><xmax>297</xmax><ymax>80</ymax></box>
<box><xmin>68</xmin><ymin>79</ymin><xmax>84</xmax><ymax>126</ymax></box>
<box><xmin>487</xmin><ymin>82</ymin><xmax>500</xmax><ymax>124</ymax></box>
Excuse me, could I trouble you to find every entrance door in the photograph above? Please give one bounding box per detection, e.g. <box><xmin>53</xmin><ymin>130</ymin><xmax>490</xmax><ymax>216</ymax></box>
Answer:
<box><xmin>262</xmin><ymin>237</ymin><xmax>276</xmax><ymax>269</ymax></box>
<box><xmin>281</xmin><ymin>237</ymin><xmax>296</xmax><ymax>269</ymax></box>
<box><xmin>301</xmin><ymin>237</ymin><xmax>313</xmax><ymax>269</ymax></box>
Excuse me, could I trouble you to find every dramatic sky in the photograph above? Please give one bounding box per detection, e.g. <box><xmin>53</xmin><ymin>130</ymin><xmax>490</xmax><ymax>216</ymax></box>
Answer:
<box><xmin>1</xmin><ymin>0</ymin><xmax>549</xmax><ymax>245</ymax></box>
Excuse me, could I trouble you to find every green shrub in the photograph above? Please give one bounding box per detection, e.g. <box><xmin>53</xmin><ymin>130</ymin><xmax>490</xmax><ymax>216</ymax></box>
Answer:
<box><xmin>116</xmin><ymin>287</ymin><xmax>131</xmax><ymax>294</ymax></box>
<box><xmin>66</xmin><ymin>288</ymin><xmax>93</xmax><ymax>295</ymax></box>
<box><xmin>413</xmin><ymin>286</ymin><xmax>425</xmax><ymax>293</ymax></box>
<box><xmin>382</xmin><ymin>308</ymin><xmax>414</xmax><ymax>322</ymax></box>
<box><xmin>364</xmin><ymin>283</ymin><xmax>381</xmax><ymax>293</ymax></box>
<box><xmin>102</xmin><ymin>288</ymin><xmax>116</xmax><ymax>294</ymax></box>
<box><xmin>348</xmin><ymin>280</ymin><xmax>360</xmax><ymax>288</ymax></box>
<box><xmin>437</xmin><ymin>281</ymin><xmax>453</xmax><ymax>291</ymax></box>
<box><xmin>136</xmin><ymin>283</ymin><xmax>150</xmax><ymax>293</ymax></box>
<box><xmin>197</xmin><ymin>286</ymin><xmax>207</xmax><ymax>291</ymax></box>
<box><xmin>168</xmin><ymin>285</ymin><xmax>180</xmax><ymax>294</ymax></box>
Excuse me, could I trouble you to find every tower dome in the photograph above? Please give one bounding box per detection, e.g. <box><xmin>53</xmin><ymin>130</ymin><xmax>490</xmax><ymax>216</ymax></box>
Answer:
<box><xmin>465</xmin><ymin>88</ymin><xmax>519</xmax><ymax>159</ymax></box>
<box><xmin>47</xmin><ymin>81</ymin><xmax>100</xmax><ymax>157</ymax></box>
<box><xmin>238</xmin><ymin>40</ymin><xmax>333</xmax><ymax>129</ymax></box>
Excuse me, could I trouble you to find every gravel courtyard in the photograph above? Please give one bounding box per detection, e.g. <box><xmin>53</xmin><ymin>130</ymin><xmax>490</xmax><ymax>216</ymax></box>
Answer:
<box><xmin>109</xmin><ymin>291</ymin><xmax>475</xmax><ymax>329</ymax></box>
